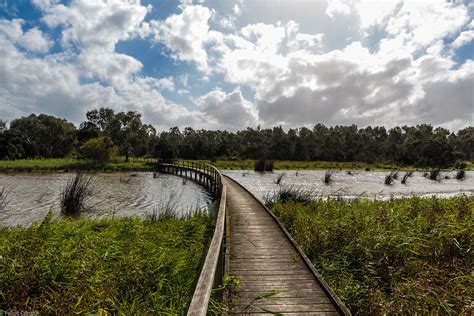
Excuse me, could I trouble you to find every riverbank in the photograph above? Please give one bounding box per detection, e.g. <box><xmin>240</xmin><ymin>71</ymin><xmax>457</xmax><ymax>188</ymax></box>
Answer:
<box><xmin>0</xmin><ymin>158</ymin><xmax>154</xmax><ymax>172</ymax></box>
<box><xmin>268</xmin><ymin>195</ymin><xmax>473</xmax><ymax>314</ymax></box>
<box><xmin>0</xmin><ymin>213</ymin><xmax>214</xmax><ymax>314</ymax></box>
<box><xmin>208</xmin><ymin>160</ymin><xmax>473</xmax><ymax>171</ymax></box>
<box><xmin>0</xmin><ymin>158</ymin><xmax>471</xmax><ymax>172</ymax></box>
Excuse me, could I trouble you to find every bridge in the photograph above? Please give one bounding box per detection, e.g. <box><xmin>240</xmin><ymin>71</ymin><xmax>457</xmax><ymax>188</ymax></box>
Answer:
<box><xmin>156</xmin><ymin>161</ymin><xmax>350</xmax><ymax>315</ymax></box>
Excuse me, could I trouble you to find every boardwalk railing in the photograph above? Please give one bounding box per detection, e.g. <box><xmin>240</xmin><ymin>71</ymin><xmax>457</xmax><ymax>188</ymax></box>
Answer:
<box><xmin>155</xmin><ymin>160</ymin><xmax>226</xmax><ymax>315</ymax></box>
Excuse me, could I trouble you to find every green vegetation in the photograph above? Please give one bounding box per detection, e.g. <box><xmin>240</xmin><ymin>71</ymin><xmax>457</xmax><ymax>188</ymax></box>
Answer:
<box><xmin>1</xmin><ymin>158</ymin><xmax>472</xmax><ymax>172</ymax></box>
<box><xmin>80</xmin><ymin>136</ymin><xmax>117</xmax><ymax>162</ymax></box>
<box><xmin>0</xmin><ymin>158</ymin><xmax>153</xmax><ymax>172</ymax></box>
<box><xmin>60</xmin><ymin>173</ymin><xmax>95</xmax><ymax>215</ymax></box>
<box><xmin>207</xmin><ymin>159</ymin><xmax>472</xmax><ymax>171</ymax></box>
<box><xmin>1</xmin><ymin>108</ymin><xmax>473</xmax><ymax>168</ymax></box>
<box><xmin>0</xmin><ymin>213</ymin><xmax>214</xmax><ymax>314</ymax></box>
<box><xmin>254</xmin><ymin>159</ymin><xmax>274</xmax><ymax>172</ymax></box>
<box><xmin>269</xmin><ymin>195</ymin><xmax>473</xmax><ymax>314</ymax></box>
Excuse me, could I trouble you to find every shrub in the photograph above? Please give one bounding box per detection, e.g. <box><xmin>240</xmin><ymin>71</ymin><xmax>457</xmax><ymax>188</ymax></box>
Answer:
<box><xmin>80</xmin><ymin>136</ymin><xmax>116</xmax><ymax>162</ymax></box>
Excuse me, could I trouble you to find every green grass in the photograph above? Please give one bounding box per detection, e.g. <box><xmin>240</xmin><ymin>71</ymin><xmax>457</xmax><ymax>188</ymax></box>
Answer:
<box><xmin>0</xmin><ymin>158</ymin><xmax>153</xmax><ymax>172</ymax></box>
<box><xmin>270</xmin><ymin>195</ymin><xmax>473</xmax><ymax>314</ymax></box>
<box><xmin>1</xmin><ymin>158</ymin><xmax>471</xmax><ymax>172</ymax></box>
<box><xmin>0</xmin><ymin>213</ymin><xmax>214</xmax><ymax>314</ymax></box>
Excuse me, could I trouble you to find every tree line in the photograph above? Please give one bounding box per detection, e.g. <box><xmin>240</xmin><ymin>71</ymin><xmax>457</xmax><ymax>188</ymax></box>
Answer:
<box><xmin>0</xmin><ymin>108</ymin><xmax>472</xmax><ymax>167</ymax></box>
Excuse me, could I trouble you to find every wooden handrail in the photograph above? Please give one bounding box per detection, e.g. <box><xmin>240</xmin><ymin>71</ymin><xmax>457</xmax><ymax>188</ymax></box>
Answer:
<box><xmin>187</xmin><ymin>163</ymin><xmax>226</xmax><ymax>315</ymax></box>
<box><xmin>155</xmin><ymin>160</ymin><xmax>226</xmax><ymax>315</ymax></box>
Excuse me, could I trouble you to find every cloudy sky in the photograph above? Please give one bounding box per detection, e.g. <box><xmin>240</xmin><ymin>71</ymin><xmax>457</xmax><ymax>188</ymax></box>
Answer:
<box><xmin>0</xmin><ymin>0</ymin><xmax>473</xmax><ymax>131</ymax></box>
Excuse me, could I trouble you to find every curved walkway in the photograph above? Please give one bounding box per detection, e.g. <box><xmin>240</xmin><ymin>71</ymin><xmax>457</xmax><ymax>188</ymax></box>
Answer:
<box><xmin>224</xmin><ymin>176</ymin><xmax>349</xmax><ymax>315</ymax></box>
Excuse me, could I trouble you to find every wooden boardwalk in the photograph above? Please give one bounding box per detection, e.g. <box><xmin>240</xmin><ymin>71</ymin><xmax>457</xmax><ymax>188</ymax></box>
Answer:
<box><xmin>156</xmin><ymin>162</ymin><xmax>349</xmax><ymax>315</ymax></box>
<box><xmin>224</xmin><ymin>176</ymin><xmax>348</xmax><ymax>315</ymax></box>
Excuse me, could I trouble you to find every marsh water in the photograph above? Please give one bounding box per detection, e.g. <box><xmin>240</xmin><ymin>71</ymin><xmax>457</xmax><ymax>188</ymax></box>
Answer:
<box><xmin>1</xmin><ymin>170</ymin><xmax>472</xmax><ymax>227</ymax></box>
<box><xmin>0</xmin><ymin>172</ymin><xmax>211</xmax><ymax>227</ymax></box>
<box><xmin>223</xmin><ymin>170</ymin><xmax>474</xmax><ymax>201</ymax></box>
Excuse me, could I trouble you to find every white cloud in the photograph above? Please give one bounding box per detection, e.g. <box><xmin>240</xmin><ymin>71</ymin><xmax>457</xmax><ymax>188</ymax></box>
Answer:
<box><xmin>152</xmin><ymin>5</ymin><xmax>213</xmax><ymax>72</ymax></box>
<box><xmin>42</xmin><ymin>0</ymin><xmax>149</xmax><ymax>51</ymax></box>
<box><xmin>0</xmin><ymin>19</ymin><xmax>53</xmax><ymax>53</ymax></box>
<box><xmin>326</xmin><ymin>0</ymin><xmax>352</xmax><ymax>19</ymax></box>
<box><xmin>197</xmin><ymin>88</ymin><xmax>256</xmax><ymax>130</ymax></box>
<box><xmin>452</xmin><ymin>30</ymin><xmax>474</xmax><ymax>49</ymax></box>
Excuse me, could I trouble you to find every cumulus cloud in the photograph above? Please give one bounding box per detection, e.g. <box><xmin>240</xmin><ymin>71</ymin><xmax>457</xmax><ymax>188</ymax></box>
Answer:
<box><xmin>452</xmin><ymin>30</ymin><xmax>474</xmax><ymax>49</ymax></box>
<box><xmin>41</xmin><ymin>0</ymin><xmax>149</xmax><ymax>51</ymax></box>
<box><xmin>0</xmin><ymin>0</ymin><xmax>472</xmax><ymax>131</ymax></box>
<box><xmin>0</xmin><ymin>0</ymin><xmax>201</xmax><ymax>129</ymax></box>
<box><xmin>152</xmin><ymin>5</ymin><xmax>213</xmax><ymax>72</ymax></box>
<box><xmin>0</xmin><ymin>19</ymin><xmax>53</xmax><ymax>53</ymax></box>
<box><xmin>197</xmin><ymin>88</ymin><xmax>256</xmax><ymax>130</ymax></box>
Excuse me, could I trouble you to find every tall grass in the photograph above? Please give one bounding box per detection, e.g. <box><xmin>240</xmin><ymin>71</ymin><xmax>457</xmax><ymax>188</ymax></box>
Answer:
<box><xmin>384</xmin><ymin>171</ymin><xmax>397</xmax><ymax>185</ymax></box>
<box><xmin>456</xmin><ymin>169</ymin><xmax>466</xmax><ymax>180</ymax></box>
<box><xmin>274</xmin><ymin>173</ymin><xmax>286</xmax><ymax>185</ymax></box>
<box><xmin>0</xmin><ymin>214</ymin><xmax>214</xmax><ymax>314</ymax></box>
<box><xmin>429</xmin><ymin>168</ymin><xmax>441</xmax><ymax>180</ymax></box>
<box><xmin>60</xmin><ymin>173</ymin><xmax>95</xmax><ymax>215</ymax></box>
<box><xmin>0</xmin><ymin>158</ymin><xmax>154</xmax><ymax>172</ymax></box>
<box><xmin>401</xmin><ymin>171</ymin><xmax>413</xmax><ymax>184</ymax></box>
<box><xmin>264</xmin><ymin>185</ymin><xmax>313</xmax><ymax>206</ymax></box>
<box><xmin>324</xmin><ymin>170</ymin><xmax>333</xmax><ymax>184</ymax></box>
<box><xmin>270</xmin><ymin>195</ymin><xmax>473</xmax><ymax>314</ymax></box>
<box><xmin>0</xmin><ymin>186</ymin><xmax>8</xmax><ymax>211</ymax></box>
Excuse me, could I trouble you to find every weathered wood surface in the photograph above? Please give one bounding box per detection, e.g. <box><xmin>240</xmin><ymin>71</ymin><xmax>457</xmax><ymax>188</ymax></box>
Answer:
<box><xmin>224</xmin><ymin>176</ymin><xmax>349</xmax><ymax>315</ymax></box>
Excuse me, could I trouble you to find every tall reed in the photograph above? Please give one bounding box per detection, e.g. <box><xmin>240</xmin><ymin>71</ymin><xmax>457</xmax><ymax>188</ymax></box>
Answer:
<box><xmin>60</xmin><ymin>173</ymin><xmax>95</xmax><ymax>215</ymax></box>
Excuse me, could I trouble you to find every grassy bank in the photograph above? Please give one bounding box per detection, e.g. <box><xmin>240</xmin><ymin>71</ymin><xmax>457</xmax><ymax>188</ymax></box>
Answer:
<box><xmin>0</xmin><ymin>158</ymin><xmax>471</xmax><ymax>172</ymax></box>
<box><xmin>0</xmin><ymin>214</ymin><xmax>214</xmax><ymax>314</ymax></box>
<box><xmin>269</xmin><ymin>195</ymin><xmax>473</xmax><ymax>314</ymax></box>
<box><xmin>207</xmin><ymin>160</ymin><xmax>473</xmax><ymax>171</ymax></box>
<box><xmin>0</xmin><ymin>158</ymin><xmax>153</xmax><ymax>172</ymax></box>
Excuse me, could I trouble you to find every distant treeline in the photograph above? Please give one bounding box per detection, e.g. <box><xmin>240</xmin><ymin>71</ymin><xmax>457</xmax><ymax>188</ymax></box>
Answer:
<box><xmin>0</xmin><ymin>108</ymin><xmax>472</xmax><ymax>167</ymax></box>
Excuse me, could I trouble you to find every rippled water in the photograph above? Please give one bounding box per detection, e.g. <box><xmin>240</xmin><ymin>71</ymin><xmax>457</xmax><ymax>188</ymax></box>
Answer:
<box><xmin>0</xmin><ymin>172</ymin><xmax>211</xmax><ymax>227</ymax></box>
<box><xmin>223</xmin><ymin>170</ymin><xmax>474</xmax><ymax>201</ymax></box>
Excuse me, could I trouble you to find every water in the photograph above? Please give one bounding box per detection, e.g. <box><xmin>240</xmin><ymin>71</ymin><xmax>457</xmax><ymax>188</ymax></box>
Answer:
<box><xmin>223</xmin><ymin>170</ymin><xmax>474</xmax><ymax>202</ymax></box>
<box><xmin>0</xmin><ymin>172</ymin><xmax>211</xmax><ymax>227</ymax></box>
<box><xmin>1</xmin><ymin>170</ymin><xmax>472</xmax><ymax>227</ymax></box>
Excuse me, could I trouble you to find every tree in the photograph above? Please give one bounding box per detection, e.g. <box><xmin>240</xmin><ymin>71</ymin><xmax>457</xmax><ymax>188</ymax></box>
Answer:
<box><xmin>80</xmin><ymin>136</ymin><xmax>115</xmax><ymax>162</ymax></box>
<box><xmin>9</xmin><ymin>114</ymin><xmax>77</xmax><ymax>158</ymax></box>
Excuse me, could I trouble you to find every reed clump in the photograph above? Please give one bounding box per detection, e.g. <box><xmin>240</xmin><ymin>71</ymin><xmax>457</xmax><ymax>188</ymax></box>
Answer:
<box><xmin>270</xmin><ymin>195</ymin><xmax>473</xmax><ymax>315</ymax></box>
<box><xmin>274</xmin><ymin>173</ymin><xmax>286</xmax><ymax>185</ymax></box>
<box><xmin>264</xmin><ymin>185</ymin><xmax>313</xmax><ymax>206</ymax></box>
<box><xmin>254</xmin><ymin>159</ymin><xmax>274</xmax><ymax>172</ymax></box>
<box><xmin>60</xmin><ymin>173</ymin><xmax>95</xmax><ymax>215</ymax></box>
<box><xmin>456</xmin><ymin>169</ymin><xmax>466</xmax><ymax>180</ymax></box>
<box><xmin>429</xmin><ymin>168</ymin><xmax>441</xmax><ymax>181</ymax></box>
<box><xmin>324</xmin><ymin>171</ymin><xmax>333</xmax><ymax>185</ymax></box>
<box><xmin>401</xmin><ymin>171</ymin><xmax>413</xmax><ymax>184</ymax></box>
<box><xmin>384</xmin><ymin>171</ymin><xmax>398</xmax><ymax>185</ymax></box>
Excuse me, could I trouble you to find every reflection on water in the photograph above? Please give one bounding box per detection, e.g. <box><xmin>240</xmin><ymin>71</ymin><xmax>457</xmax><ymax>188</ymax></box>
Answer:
<box><xmin>223</xmin><ymin>170</ymin><xmax>474</xmax><ymax>202</ymax></box>
<box><xmin>0</xmin><ymin>172</ymin><xmax>211</xmax><ymax>227</ymax></box>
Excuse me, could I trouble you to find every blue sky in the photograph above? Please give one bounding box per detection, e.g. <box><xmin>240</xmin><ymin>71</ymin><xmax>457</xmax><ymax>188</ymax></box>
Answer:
<box><xmin>0</xmin><ymin>0</ymin><xmax>473</xmax><ymax>131</ymax></box>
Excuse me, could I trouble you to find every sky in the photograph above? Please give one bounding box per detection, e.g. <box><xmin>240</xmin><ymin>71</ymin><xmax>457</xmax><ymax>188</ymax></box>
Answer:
<box><xmin>0</xmin><ymin>0</ymin><xmax>473</xmax><ymax>131</ymax></box>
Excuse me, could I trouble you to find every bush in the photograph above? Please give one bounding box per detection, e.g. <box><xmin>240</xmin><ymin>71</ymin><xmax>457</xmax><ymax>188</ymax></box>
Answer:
<box><xmin>80</xmin><ymin>136</ymin><xmax>116</xmax><ymax>162</ymax></box>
